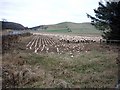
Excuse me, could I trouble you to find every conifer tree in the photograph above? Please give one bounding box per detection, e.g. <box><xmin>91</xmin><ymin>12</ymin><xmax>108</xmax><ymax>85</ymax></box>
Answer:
<box><xmin>87</xmin><ymin>1</ymin><xmax>120</xmax><ymax>41</ymax></box>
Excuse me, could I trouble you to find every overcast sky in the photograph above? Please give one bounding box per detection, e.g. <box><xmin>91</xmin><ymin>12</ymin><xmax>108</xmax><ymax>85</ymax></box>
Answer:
<box><xmin>0</xmin><ymin>0</ymin><xmax>100</xmax><ymax>27</ymax></box>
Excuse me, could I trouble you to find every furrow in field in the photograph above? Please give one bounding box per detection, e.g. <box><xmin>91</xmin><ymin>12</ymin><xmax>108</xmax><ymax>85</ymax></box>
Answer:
<box><xmin>29</xmin><ymin>36</ymin><xmax>38</xmax><ymax>49</ymax></box>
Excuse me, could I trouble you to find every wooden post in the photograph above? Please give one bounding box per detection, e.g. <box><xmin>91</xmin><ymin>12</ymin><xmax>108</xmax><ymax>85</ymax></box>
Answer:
<box><xmin>116</xmin><ymin>47</ymin><xmax>120</xmax><ymax>89</ymax></box>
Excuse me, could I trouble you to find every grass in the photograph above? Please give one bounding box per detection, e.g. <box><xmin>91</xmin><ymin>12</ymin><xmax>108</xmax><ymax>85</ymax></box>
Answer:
<box><xmin>2</xmin><ymin>35</ymin><xmax>119</xmax><ymax>88</ymax></box>
<box><xmin>45</xmin><ymin>29</ymin><xmax>69</xmax><ymax>33</ymax></box>
<box><xmin>35</xmin><ymin>22</ymin><xmax>101</xmax><ymax>35</ymax></box>
<box><xmin>43</xmin><ymin>28</ymin><xmax>101</xmax><ymax>35</ymax></box>
<box><xmin>71</xmin><ymin>28</ymin><xmax>101</xmax><ymax>35</ymax></box>
<box><xmin>21</xmin><ymin>49</ymin><xmax>118</xmax><ymax>88</ymax></box>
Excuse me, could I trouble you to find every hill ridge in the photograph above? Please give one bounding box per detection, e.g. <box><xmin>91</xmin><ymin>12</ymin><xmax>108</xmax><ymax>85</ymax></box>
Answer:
<box><xmin>29</xmin><ymin>22</ymin><xmax>100</xmax><ymax>35</ymax></box>
<box><xmin>1</xmin><ymin>21</ymin><xmax>25</xmax><ymax>30</ymax></box>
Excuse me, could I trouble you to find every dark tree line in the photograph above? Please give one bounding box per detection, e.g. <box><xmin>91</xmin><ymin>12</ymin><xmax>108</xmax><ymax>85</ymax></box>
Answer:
<box><xmin>2</xmin><ymin>21</ymin><xmax>25</xmax><ymax>30</ymax></box>
<box><xmin>87</xmin><ymin>1</ymin><xmax>120</xmax><ymax>41</ymax></box>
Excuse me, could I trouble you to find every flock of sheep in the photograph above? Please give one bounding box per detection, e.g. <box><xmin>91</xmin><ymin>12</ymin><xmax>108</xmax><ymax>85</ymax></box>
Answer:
<box><xmin>33</xmin><ymin>33</ymin><xmax>102</xmax><ymax>43</ymax></box>
<box><xmin>26</xmin><ymin>33</ymin><xmax>102</xmax><ymax>55</ymax></box>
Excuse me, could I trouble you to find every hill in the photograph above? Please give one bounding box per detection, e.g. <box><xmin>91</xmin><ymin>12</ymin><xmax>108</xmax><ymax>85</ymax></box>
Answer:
<box><xmin>30</xmin><ymin>22</ymin><xmax>101</xmax><ymax>35</ymax></box>
<box><xmin>1</xmin><ymin>21</ymin><xmax>25</xmax><ymax>30</ymax></box>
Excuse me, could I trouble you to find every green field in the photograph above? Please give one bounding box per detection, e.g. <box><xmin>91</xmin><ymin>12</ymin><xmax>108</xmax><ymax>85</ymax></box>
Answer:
<box><xmin>45</xmin><ymin>29</ymin><xmax>69</xmax><ymax>33</ymax></box>
<box><xmin>33</xmin><ymin>22</ymin><xmax>101</xmax><ymax>35</ymax></box>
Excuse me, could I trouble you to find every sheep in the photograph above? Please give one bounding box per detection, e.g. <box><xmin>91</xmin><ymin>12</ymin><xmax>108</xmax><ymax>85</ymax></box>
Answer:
<box><xmin>67</xmin><ymin>40</ymin><xmax>70</xmax><ymax>43</ymax></box>
<box><xmin>57</xmin><ymin>48</ymin><xmax>59</xmax><ymax>53</ymax></box>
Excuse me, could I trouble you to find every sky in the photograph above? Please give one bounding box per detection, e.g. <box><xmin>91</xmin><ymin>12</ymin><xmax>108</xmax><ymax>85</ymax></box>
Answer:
<box><xmin>0</xmin><ymin>0</ymin><xmax>101</xmax><ymax>27</ymax></box>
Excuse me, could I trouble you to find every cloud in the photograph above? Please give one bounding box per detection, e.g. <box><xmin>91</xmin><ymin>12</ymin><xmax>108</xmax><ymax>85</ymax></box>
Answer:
<box><xmin>0</xmin><ymin>0</ymin><xmax>100</xmax><ymax>27</ymax></box>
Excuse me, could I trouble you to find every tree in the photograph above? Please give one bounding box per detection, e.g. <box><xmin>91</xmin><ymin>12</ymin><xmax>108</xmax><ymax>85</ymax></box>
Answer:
<box><xmin>2</xmin><ymin>18</ymin><xmax>7</xmax><ymax>22</ymax></box>
<box><xmin>66</xmin><ymin>26</ymin><xmax>72</xmax><ymax>32</ymax></box>
<box><xmin>87</xmin><ymin>1</ymin><xmax>120</xmax><ymax>41</ymax></box>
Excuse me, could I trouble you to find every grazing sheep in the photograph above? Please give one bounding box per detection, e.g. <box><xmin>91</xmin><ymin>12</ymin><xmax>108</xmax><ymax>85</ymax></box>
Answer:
<box><xmin>67</xmin><ymin>40</ymin><xmax>70</xmax><ymax>43</ymax></box>
<box><xmin>57</xmin><ymin>48</ymin><xmax>59</xmax><ymax>53</ymax></box>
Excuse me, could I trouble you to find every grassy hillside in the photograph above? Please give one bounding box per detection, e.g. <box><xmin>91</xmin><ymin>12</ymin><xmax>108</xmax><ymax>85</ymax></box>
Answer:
<box><xmin>33</xmin><ymin>22</ymin><xmax>101</xmax><ymax>35</ymax></box>
<box><xmin>1</xmin><ymin>21</ymin><xmax>25</xmax><ymax>30</ymax></box>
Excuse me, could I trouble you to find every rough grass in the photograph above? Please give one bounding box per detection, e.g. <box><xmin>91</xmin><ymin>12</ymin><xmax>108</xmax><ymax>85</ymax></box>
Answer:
<box><xmin>2</xmin><ymin>35</ymin><xmax>119</xmax><ymax>88</ymax></box>
<box><xmin>21</xmin><ymin>49</ymin><xmax>118</xmax><ymax>88</ymax></box>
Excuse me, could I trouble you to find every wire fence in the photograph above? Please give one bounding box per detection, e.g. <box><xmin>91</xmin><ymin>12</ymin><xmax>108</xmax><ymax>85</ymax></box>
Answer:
<box><xmin>100</xmin><ymin>39</ymin><xmax>120</xmax><ymax>44</ymax></box>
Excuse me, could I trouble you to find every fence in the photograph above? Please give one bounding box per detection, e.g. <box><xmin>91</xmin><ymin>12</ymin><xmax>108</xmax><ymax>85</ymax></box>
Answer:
<box><xmin>100</xmin><ymin>39</ymin><xmax>120</xmax><ymax>44</ymax></box>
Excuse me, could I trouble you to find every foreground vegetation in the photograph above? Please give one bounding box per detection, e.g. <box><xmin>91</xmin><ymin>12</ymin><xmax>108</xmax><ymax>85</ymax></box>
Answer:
<box><xmin>2</xmin><ymin>34</ymin><xmax>119</xmax><ymax>88</ymax></box>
